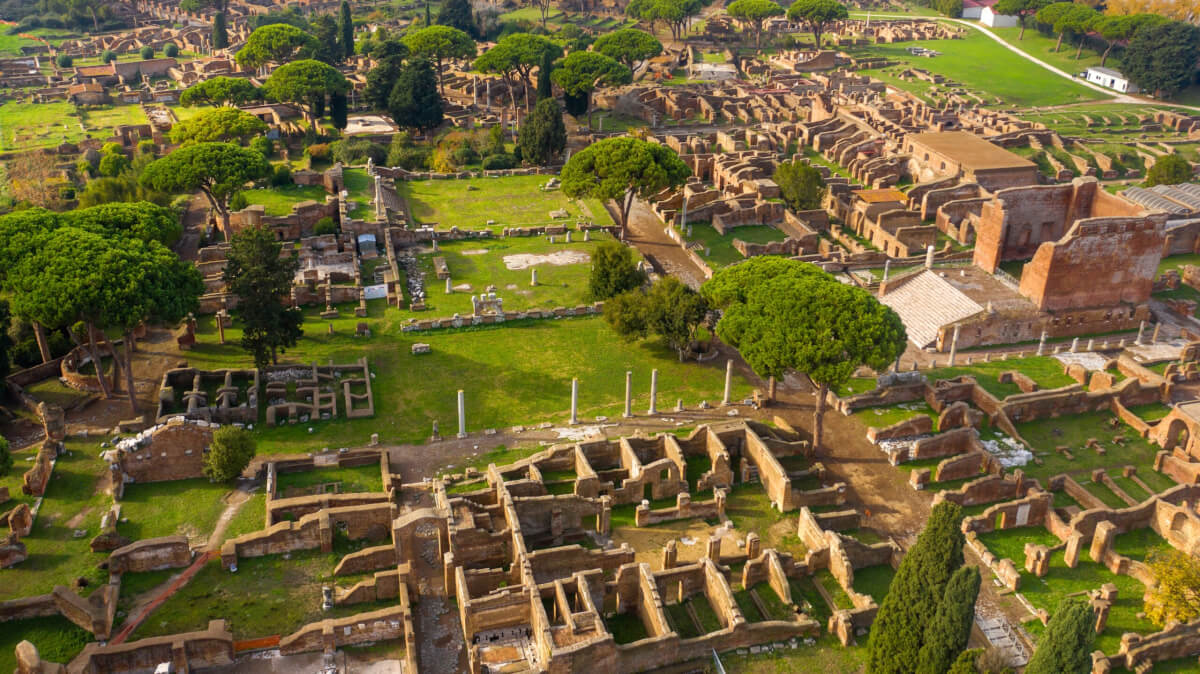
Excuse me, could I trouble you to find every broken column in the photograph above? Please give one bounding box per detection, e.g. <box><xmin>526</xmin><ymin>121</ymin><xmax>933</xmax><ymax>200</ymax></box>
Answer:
<box><xmin>623</xmin><ymin>371</ymin><xmax>633</xmax><ymax>418</ymax></box>
<box><xmin>1136</xmin><ymin>320</ymin><xmax>1146</xmax><ymax>345</ymax></box>
<box><xmin>948</xmin><ymin>325</ymin><xmax>960</xmax><ymax>366</ymax></box>
<box><xmin>648</xmin><ymin>368</ymin><xmax>658</xmax><ymax>415</ymax></box>
<box><xmin>570</xmin><ymin>378</ymin><xmax>579</xmax><ymax>425</ymax></box>
<box><xmin>445</xmin><ymin>277</ymin><xmax>452</xmax><ymax>294</ymax></box>
<box><xmin>1090</xmin><ymin>520</ymin><xmax>1117</xmax><ymax>563</ymax></box>
<box><xmin>745</xmin><ymin>532</ymin><xmax>760</xmax><ymax>559</ymax></box>
<box><xmin>1071</xmin><ymin>337</ymin><xmax>1079</xmax><ymax>353</ymax></box>
<box><xmin>662</xmin><ymin>540</ymin><xmax>677</xmax><ymax>569</ymax></box>
<box><xmin>1063</xmin><ymin>532</ymin><xmax>1083</xmax><ymax>569</ymax></box>
<box><xmin>722</xmin><ymin>359</ymin><xmax>733</xmax><ymax>406</ymax></box>
<box><xmin>924</xmin><ymin>244</ymin><xmax>935</xmax><ymax>269</ymax></box>
<box><xmin>530</xmin><ymin>268</ymin><xmax>538</xmax><ymax>286</ymax></box>
<box><xmin>457</xmin><ymin>390</ymin><xmax>467</xmax><ymax>438</ymax></box>
<box><xmin>1037</xmin><ymin>330</ymin><xmax>1048</xmax><ymax>356</ymax></box>
<box><xmin>706</xmin><ymin>535</ymin><xmax>721</xmax><ymax>561</ymax></box>
<box><xmin>1025</xmin><ymin>543</ymin><xmax>1050</xmax><ymax>577</ymax></box>
<box><xmin>1152</xmin><ymin>322</ymin><xmax>1162</xmax><ymax>343</ymax></box>
<box><xmin>881</xmin><ymin>259</ymin><xmax>891</xmax><ymax>283</ymax></box>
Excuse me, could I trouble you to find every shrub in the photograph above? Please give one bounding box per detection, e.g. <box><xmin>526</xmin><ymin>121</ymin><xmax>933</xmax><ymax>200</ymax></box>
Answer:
<box><xmin>203</xmin><ymin>426</ymin><xmax>256</xmax><ymax>482</ymax></box>
<box><xmin>389</xmin><ymin>146</ymin><xmax>431</xmax><ymax>170</ymax></box>
<box><xmin>55</xmin><ymin>53</ymin><xmax>72</xmax><ymax>68</ymax></box>
<box><xmin>331</xmin><ymin>138</ymin><xmax>387</xmax><ymax>166</ymax></box>
<box><xmin>451</xmin><ymin>145</ymin><xmax>480</xmax><ymax>166</ymax></box>
<box><xmin>140</xmin><ymin>46</ymin><xmax>154</xmax><ymax>60</ymax></box>
<box><xmin>305</xmin><ymin>143</ymin><xmax>331</xmax><ymax>160</ymax></box>
<box><xmin>480</xmin><ymin>153</ymin><xmax>517</xmax><ymax>170</ymax></box>
<box><xmin>136</xmin><ymin>139</ymin><xmax>156</xmax><ymax>156</ymax></box>
<box><xmin>82</xmin><ymin>147</ymin><xmax>101</xmax><ymax>168</ymax></box>
<box><xmin>314</xmin><ymin>216</ymin><xmax>337</xmax><ymax>235</ymax></box>
<box><xmin>249</xmin><ymin>136</ymin><xmax>274</xmax><ymax>158</ymax></box>
<box><xmin>75</xmin><ymin>159</ymin><xmax>94</xmax><ymax>178</ymax></box>
<box><xmin>100</xmin><ymin>49</ymin><xmax>116</xmax><ymax>63</ymax></box>
<box><xmin>101</xmin><ymin>142</ymin><xmax>124</xmax><ymax>156</ymax></box>
<box><xmin>270</xmin><ymin>164</ymin><xmax>292</xmax><ymax>187</ymax></box>
<box><xmin>163</xmin><ymin>43</ymin><xmax>179</xmax><ymax>58</ymax></box>
<box><xmin>229</xmin><ymin>191</ymin><xmax>248</xmax><ymax>210</ymax></box>
<box><xmin>97</xmin><ymin>153</ymin><xmax>129</xmax><ymax>177</ymax></box>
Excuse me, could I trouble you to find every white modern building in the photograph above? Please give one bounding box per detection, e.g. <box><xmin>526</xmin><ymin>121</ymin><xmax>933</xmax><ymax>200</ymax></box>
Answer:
<box><xmin>1085</xmin><ymin>66</ymin><xmax>1139</xmax><ymax>94</ymax></box>
<box><xmin>980</xmin><ymin>6</ymin><xmax>1019</xmax><ymax>27</ymax></box>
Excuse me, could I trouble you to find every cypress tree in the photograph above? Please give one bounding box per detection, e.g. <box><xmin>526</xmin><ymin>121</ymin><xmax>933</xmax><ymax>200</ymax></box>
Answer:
<box><xmin>437</xmin><ymin>0</ymin><xmax>477</xmax><ymax>37</ymax></box>
<box><xmin>425</xmin><ymin>0</ymin><xmax>432</xmax><ymax>27</ymax></box>
<box><xmin>1025</xmin><ymin>599</ymin><xmax>1096</xmax><ymax>674</ymax></box>
<box><xmin>388</xmin><ymin>58</ymin><xmax>444</xmax><ymax>132</ymax></box>
<box><xmin>867</xmin><ymin>502</ymin><xmax>965</xmax><ymax>674</ymax></box>
<box><xmin>518</xmin><ymin>97</ymin><xmax>567</xmax><ymax>165</ymax></box>
<box><xmin>536</xmin><ymin>50</ymin><xmax>554</xmax><ymax>101</ymax></box>
<box><xmin>330</xmin><ymin>91</ymin><xmax>348</xmax><ymax>130</ymax></box>
<box><xmin>916</xmin><ymin>566</ymin><xmax>981</xmax><ymax>674</ymax></box>
<box><xmin>339</xmin><ymin>1</ymin><xmax>355</xmax><ymax>60</ymax></box>
<box><xmin>946</xmin><ymin>649</ymin><xmax>983</xmax><ymax>674</ymax></box>
<box><xmin>212</xmin><ymin>10</ymin><xmax>228</xmax><ymax>50</ymax></box>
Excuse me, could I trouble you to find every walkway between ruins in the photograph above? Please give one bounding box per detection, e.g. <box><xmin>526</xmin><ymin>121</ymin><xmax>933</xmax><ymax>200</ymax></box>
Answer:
<box><xmin>624</xmin><ymin>198</ymin><xmax>709</xmax><ymax>289</ymax></box>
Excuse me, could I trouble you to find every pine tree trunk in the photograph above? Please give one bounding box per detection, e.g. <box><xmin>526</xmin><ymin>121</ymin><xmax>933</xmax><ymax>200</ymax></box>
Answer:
<box><xmin>1100</xmin><ymin>43</ymin><xmax>1113</xmax><ymax>66</ymax></box>
<box><xmin>1054</xmin><ymin>32</ymin><xmax>1063</xmax><ymax>52</ymax></box>
<box><xmin>84</xmin><ymin>322</ymin><xmax>113</xmax><ymax>399</ymax></box>
<box><xmin>33</xmin><ymin>321</ymin><xmax>51</xmax><ymax>363</ymax></box>
<box><xmin>1075</xmin><ymin>37</ymin><xmax>1084</xmax><ymax>59</ymax></box>
<box><xmin>813</xmin><ymin>382</ymin><xmax>828</xmax><ymax>450</ymax></box>
<box><xmin>1018</xmin><ymin>20</ymin><xmax>1026</xmax><ymax>40</ymax></box>
<box><xmin>97</xmin><ymin>330</ymin><xmax>122</xmax><ymax>394</ymax></box>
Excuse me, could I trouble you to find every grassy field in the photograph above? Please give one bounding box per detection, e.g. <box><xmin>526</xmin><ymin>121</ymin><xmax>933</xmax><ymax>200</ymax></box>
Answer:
<box><xmin>130</xmin><ymin>547</ymin><xmax>389</xmax><ymax>640</ymax></box>
<box><xmin>1013</xmin><ymin>410</ymin><xmax>1171</xmax><ymax>485</ymax></box>
<box><xmin>118</xmin><ymin>478</ymin><xmax>232</xmax><ymax>544</ymax></box>
<box><xmin>0</xmin><ymin>615</ymin><xmax>92</xmax><ymax>674</ymax></box>
<box><xmin>984</xmin><ymin>24</ymin><xmax>1104</xmax><ymax>80</ymax></box>
<box><xmin>925</xmin><ymin>356</ymin><xmax>1077</xmax><ymax>399</ymax></box>
<box><xmin>0</xmin><ymin>439</ymin><xmax>112</xmax><ymax>602</ymax></box>
<box><xmin>852</xmin><ymin>400</ymin><xmax>933</xmax><ymax>429</ymax></box>
<box><xmin>343</xmin><ymin>167</ymin><xmax>373</xmax><ymax>220</ymax></box>
<box><xmin>683</xmin><ymin>223</ymin><xmax>788</xmax><ymax>269</ymax></box>
<box><xmin>0</xmin><ymin>100</ymin><xmax>85</xmax><ymax>151</ymax></box>
<box><xmin>394</xmin><ymin>233</ymin><xmax>616</xmax><ymax>319</ymax></box>
<box><xmin>276</xmin><ymin>464</ymin><xmax>383</xmax><ymax>496</ymax></box>
<box><xmin>850</xmin><ymin>30</ymin><xmax>1108</xmax><ymax>107</ymax></box>
<box><xmin>178</xmin><ymin>311</ymin><xmax>754</xmax><ymax>454</ymax></box>
<box><xmin>399</xmin><ymin>174</ymin><xmax>613</xmax><ymax>230</ymax></box>
<box><xmin>240</xmin><ymin>184</ymin><xmax>328</xmax><ymax>217</ymax></box>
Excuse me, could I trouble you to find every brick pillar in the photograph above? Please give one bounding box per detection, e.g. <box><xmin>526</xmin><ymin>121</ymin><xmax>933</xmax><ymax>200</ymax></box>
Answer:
<box><xmin>598</xmin><ymin>495</ymin><xmax>612</xmax><ymax>534</ymax></box>
<box><xmin>745</xmin><ymin>532</ymin><xmax>760</xmax><ymax>559</ymax></box>
<box><xmin>1064</xmin><ymin>532</ymin><xmax>1083</xmax><ymax>569</ymax></box>
<box><xmin>1090</xmin><ymin>521</ymin><xmax>1117</xmax><ymax>563</ymax></box>
<box><xmin>662</xmin><ymin>540</ymin><xmax>677</xmax><ymax>569</ymax></box>
<box><xmin>715</xmin><ymin>489</ymin><xmax>727</xmax><ymax>519</ymax></box>
<box><xmin>706</xmin><ymin>535</ymin><xmax>721</xmax><ymax>561</ymax></box>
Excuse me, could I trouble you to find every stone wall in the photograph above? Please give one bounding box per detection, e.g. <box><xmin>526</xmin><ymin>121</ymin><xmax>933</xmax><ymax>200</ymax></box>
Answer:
<box><xmin>279</xmin><ymin>604</ymin><xmax>409</xmax><ymax>655</ymax></box>
<box><xmin>107</xmin><ymin>536</ymin><xmax>191</xmax><ymax>574</ymax></box>
<box><xmin>68</xmin><ymin>619</ymin><xmax>233</xmax><ymax>673</ymax></box>
<box><xmin>113</xmin><ymin>417</ymin><xmax>212</xmax><ymax>485</ymax></box>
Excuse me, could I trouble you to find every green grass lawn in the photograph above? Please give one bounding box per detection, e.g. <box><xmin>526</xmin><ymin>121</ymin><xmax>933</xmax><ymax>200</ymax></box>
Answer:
<box><xmin>849</xmin><ymin>30</ymin><xmax>1107</xmax><ymax>107</ymax></box>
<box><xmin>179</xmin><ymin>311</ymin><xmax>754</xmax><ymax>454</ymax></box>
<box><xmin>0</xmin><ymin>32</ymin><xmax>49</xmax><ymax>56</ymax></box>
<box><xmin>1157</xmin><ymin>253</ymin><xmax>1200</xmax><ymax>278</ymax></box>
<box><xmin>118</xmin><ymin>478</ymin><xmax>232</xmax><ymax>544</ymax></box>
<box><xmin>0</xmin><ymin>439</ymin><xmax>112</xmax><ymax>602</ymax></box>
<box><xmin>0</xmin><ymin>444</ymin><xmax>41</xmax><ymax>512</ymax></box>
<box><xmin>925</xmin><ymin>356</ymin><xmax>1076</xmax><ymax>399</ymax></box>
<box><xmin>77</xmin><ymin>104</ymin><xmax>148</xmax><ymax>135</ymax></box>
<box><xmin>399</xmin><ymin>174</ymin><xmax>612</xmax><ymax>230</ymax></box>
<box><xmin>683</xmin><ymin>223</ymin><xmax>788</xmax><ymax>269</ymax></box>
<box><xmin>1112</xmin><ymin>527</ymin><xmax>1166</xmax><ymax>563</ymax></box>
<box><xmin>1013</xmin><ymin>411</ymin><xmax>1165</xmax><ymax>484</ymax></box>
<box><xmin>22</xmin><ymin>378</ymin><xmax>93</xmax><ymax>410</ymax></box>
<box><xmin>131</xmin><ymin>548</ymin><xmax>387</xmax><ymax>640</ymax></box>
<box><xmin>0</xmin><ymin>100</ymin><xmax>85</xmax><ymax>151</ymax></box>
<box><xmin>1016</xmin><ymin>548</ymin><xmax>1156</xmax><ymax>655</ymax></box>
<box><xmin>0</xmin><ymin>615</ymin><xmax>91</xmax><ymax>674</ymax></box>
<box><xmin>725</xmin><ymin>483</ymin><xmax>806</xmax><ymax>558</ymax></box>
<box><xmin>343</xmin><ymin>167</ymin><xmax>373</xmax><ymax>220</ymax></box>
<box><xmin>814</xmin><ymin>569</ymin><xmax>853</xmax><ymax>610</ymax></box>
<box><xmin>396</xmin><ymin>234</ymin><xmax>616</xmax><ymax>318</ymax></box>
<box><xmin>275</xmin><ymin>464</ymin><xmax>383</xmax><ymax>496</ymax></box>
<box><xmin>1126</xmin><ymin>403</ymin><xmax>1173</xmax><ymax>423</ymax></box>
<box><xmin>983</xmin><ymin>25</ymin><xmax>1103</xmax><ymax>80</ymax></box>
<box><xmin>977</xmin><ymin>526</ymin><xmax>1063</xmax><ymax>564</ymax></box>
<box><xmin>852</xmin><ymin>400</ymin><xmax>934</xmax><ymax>429</ymax></box>
<box><xmin>240</xmin><ymin>184</ymin><xmax>328</xmax><ymax>217</ymax></box>
<box><xmin>604</xmin><ymin>611</ymin><xmax>649</xmax><ymax>644</ymax></box>
<box><xmin>851</xmin><ymin>564</ymin><xmax>895</xmax><ymax>604</ymax></box>
<box><xmin>223</xmin><ymin>492</ymin><xmax>266</xmax><ymax>539</ymax></box>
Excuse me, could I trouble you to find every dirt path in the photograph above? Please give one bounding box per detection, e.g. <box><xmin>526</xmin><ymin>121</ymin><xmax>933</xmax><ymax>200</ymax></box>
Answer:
<box><xmin>624</xmin><ymin>198</ymin><xmax>707</xmax><ymax>289</ymax></box>
<box><xmin>204</xmin><ymin>482</ymin><xmax>256</xmax><ymax>553</ymax></box>
<box><xmin>771</xmin><ymin>382</ymin><xmax>1034</xmax><ymax>652</ymax></box>
<box><xmin>111</xmin><ymin>550</ymin><xmax>217</xmax><ymax>645</ymax></box>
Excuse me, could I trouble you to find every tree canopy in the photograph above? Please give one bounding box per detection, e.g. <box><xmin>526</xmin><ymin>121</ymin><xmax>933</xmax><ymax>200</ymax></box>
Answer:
<box><xmin>437</xmin><ymin>0</ymin><xmax>477</xmax><ymax>37</ymax></box>
<box><xmin>223</xmin><ymin>224</ymin><xmax>303</xmax><ymax>368</ymax></box>
<box><xmin>593</xmin><ymin>28</ymin><xmax>663</xmax><ymax>70</ymax></box>
<box><xmin>388</xmin><ymin>58</ymin><xmax>445</xmax><ymax>131</ymax></box>
<box><xmin>179</xmin><ymin>76</ymin><xmax>258</xmax><ymax>107</ymax></box>
<box><xmin>604</xmin><ymin>277</ymin><xmax>709</xmax><ymax>359</ymax></box>
<box><xmin>561</xmin><ymin>137</ymin><xmax>690</xmax><ymax>238</ymax></box>
<box><xmin>1144</xmin><ymin>546</ymin><xmax>1200</xmax><ymax>626</ymax></box>
<box><xmin>517</xmin><ymin>97</ymin><xmax>567</xmax><ymax>165</ymax></box>
<box><xmin>168</xmin><ymin>107</ymin><xmax>268</xmax><ymax>145</ymax></box>
<box><xmin>867</xmin><ymin>502</ymin><xmax>966</xmax><ymax>674</ymax></box>
<box><xmin>727</xmin><ymin>0</ymin><xmax>784</xmax><ymax>50</ymax></box>
<box><xmin>235</xmin><ymin>24</ymin><xmax>317</xmax><ymax>69</ymax></box>
<box><xmin>203</xmin><ymin>426</ymin><xmax>257</xmax><ymax>482</ymax></box>
<box><xmin>1122</xmin><ymin>20</ymin><xmax>1200</xmax><ymax>98</ymax></box>
<box><xmin>774</xmin><ymin>160</ymin><xmax>826</xmax><ymax>211</ymax></box>
<box><xmin>1146</xmin><ymin>153</ymin><xmax>1193</xmax><ymax>187</ymax></box>
<box><xmin>140</xmin><ymin>143</ymin><xmax>271</xmax><ymax>228</ymax></box>
<box><xmin>786</xmin><ymin>0</ymin><xmax>848</xmax><ymax>48</ymax></box>
<box><xmin>403</xmin><ymin>25</ymin><xmax>476</xmax><ymax>94</ymax></box>
<box><xmin>915</xmin><ymin>566</ymin><xmax>981</xmax><ymax>674</ymax></box>
<box><xmin>262</xmin><ymin>59</ymin><xmax>350</xmax><ymax>121</ymax></box>
<box><xmin>588</xmin><ymin>240</ymin><xmax>646</xmax><ymax>300</ymax></box>
<box><xmin>1024</xmin><ymin>599</ymin><xmax>1096</xmax><ymax>674</ymax></box>
<box><xmin>628</xmin><ymin>0</ymin><xmax>704</xmax><ymax>41</ymax></box>
<box><xmin>364</xmin><ymin>43</ymin><xmax>410</xmax><ymax>111</ymax></box>
<box><xmin>993</xmin><ymin>0</ymin><xmax>1049</xmax><ymax>38</ymax></box>
<box><xmin>479</xmin><ymin>33</ymin><xmax>562</xmax><ymax>111</ymax></box>
<box><xmin>701</xmin><ymin>256</ymin><xmax>905</xmax><ymax>446</ymax></box>
<box><xmin>552</xmin><ymin>51</ymin><xmax>631</xmax><ymax>126</ymax></box>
